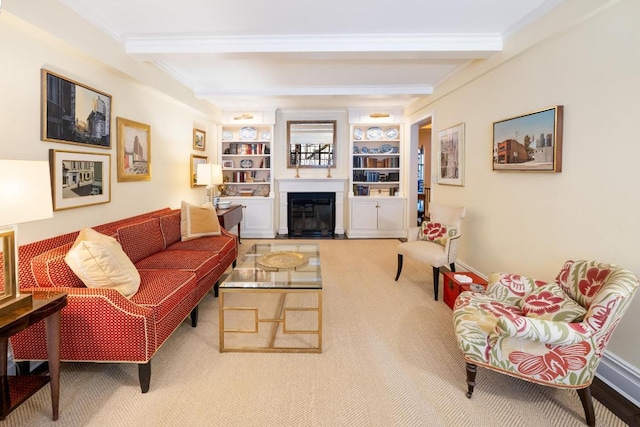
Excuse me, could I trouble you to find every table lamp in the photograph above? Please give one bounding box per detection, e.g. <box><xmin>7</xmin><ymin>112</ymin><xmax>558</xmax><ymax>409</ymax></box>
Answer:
<box><xmin>0</xmin><ymin>159</ymin><xmax>54</xmax><ymax>316</ymax></box>
<box><xmin>196</xmin><ymin>163</ymin><xmax>223</xmax><ymax>207</ymax></box>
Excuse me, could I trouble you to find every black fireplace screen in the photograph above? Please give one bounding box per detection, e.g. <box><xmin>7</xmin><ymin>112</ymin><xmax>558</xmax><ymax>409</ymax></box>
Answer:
<box><xmin>287</xmin><ymin>192</ymin><xmax>336</xmax><ymax>237</ymax></box>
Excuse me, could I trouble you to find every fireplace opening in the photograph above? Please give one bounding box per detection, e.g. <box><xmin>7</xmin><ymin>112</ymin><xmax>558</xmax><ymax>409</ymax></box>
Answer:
<box><xmin>287</xmin><ymin>192</ymin><xmax>335</xmax><ymax>237</ymax></box>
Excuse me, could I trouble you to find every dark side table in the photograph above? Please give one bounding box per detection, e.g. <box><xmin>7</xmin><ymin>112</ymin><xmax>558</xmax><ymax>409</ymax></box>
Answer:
<box><xmin>1</xmin><ymin>291</ymin><xmax>67</xmax><ymax>421</ymax></box>
<box><xmin>216</xmin><ymin>204</ymin><xmax>243</xmax><ymax>243</ymax></box>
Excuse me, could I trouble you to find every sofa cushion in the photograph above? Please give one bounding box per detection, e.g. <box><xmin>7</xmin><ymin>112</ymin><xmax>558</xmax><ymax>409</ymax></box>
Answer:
<box><xmin>159</xmin><ymin>211</ymin><xmax>181</xmax><ymax>248</ymax></box>
<box><xmin>518</xmin><ymin>283</ymin><xmax>587</xmax><ymax>322</ymax></box>
<box><xmin>135</xmin><ymin>249</ymin><xmax>220</xmax><ymax>281</ymax></box>
<box><xmin>180</xmin><ymin>201</ymin><xmax>221</xmax><ymax>241</ymax></box>
<box><xmin>418</xmin><ymin>221</ymin><xmax>457</xmax><ymax>246</ymax></box>
<box><xmin>117</xmin><ymin>218</ymin><xmax>165</xmax><ymax>263</ymax></box>
<box><xmin>64</xmin><ymin>228</ymin><xmax>141</xmax><ymax>297</ymax></box>
<box><xmin>30</xmin><ymin>243</ymin><xmax>85</xmax><ymax>288</ymax></box>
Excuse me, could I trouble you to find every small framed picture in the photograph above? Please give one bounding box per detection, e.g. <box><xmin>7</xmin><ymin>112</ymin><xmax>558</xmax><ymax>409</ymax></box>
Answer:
<box><xmin>437</xmin><ymin>123</ymin><xmax>465</xmax><ymax>186</ymax></box>
<box><xmin>116</xmin><ymin>117</ymin><xmax>151</xmax><ymax>182</ymax></box>
<box><xmin>49</xmin><ymin>149</ymin><xmax>111</xmax><ymax>210</ymax></box>
<box><xmin>193</xmin><ymin>128</ymin><xmax>206</xmax><ymax>151</ymax></box>
<box><xmin>222</xmin><ymin>160</ymin><xmax>234</xmax><ymax>169</ymax></box>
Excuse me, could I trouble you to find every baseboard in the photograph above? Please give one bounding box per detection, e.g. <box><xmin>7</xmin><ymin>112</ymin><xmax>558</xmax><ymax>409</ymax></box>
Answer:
<box><xmin>597</xmin><ymin>351</ymin><xmax>640</xmax><ymax>407</ymax></box>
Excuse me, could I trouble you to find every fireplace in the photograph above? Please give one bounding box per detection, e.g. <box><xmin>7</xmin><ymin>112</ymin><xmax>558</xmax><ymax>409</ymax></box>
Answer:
<box><xmin>287</xmin><ymin>192</ymin><xmax>335</xmax><ymax>237</ymax></box>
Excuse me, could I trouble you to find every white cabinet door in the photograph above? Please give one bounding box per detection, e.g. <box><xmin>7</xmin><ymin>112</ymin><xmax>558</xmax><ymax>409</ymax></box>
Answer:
<box><xmin>350</xmin><ymin>199</ymin><xmax>379</xmax><ymax>231</ymax></box>
<box><xmin>225</xmin><ymin>197</ymin><xmax>275</xmax><ymax>238</ymax></box>
<box><xmin>377</xmin><ymin>199</ymin><xmax>405</xmax><ymax>231</ymax></box>
<box><xmin>347</xmin><ymin>197</ymin><xmax>406</xmax><ymax>238</ymax></box>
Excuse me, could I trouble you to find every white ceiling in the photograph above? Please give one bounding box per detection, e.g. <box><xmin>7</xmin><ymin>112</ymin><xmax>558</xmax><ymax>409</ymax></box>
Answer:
<box><xmin>58</xmin><ymin>0</ymin><xmax>562</xmax><ymax>110</ymax></box>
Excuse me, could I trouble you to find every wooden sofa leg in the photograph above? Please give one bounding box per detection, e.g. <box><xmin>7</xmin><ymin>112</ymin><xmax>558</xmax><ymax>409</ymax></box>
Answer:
<box><xmin>395</xmin><ymin>254</ymin><xmax>403</xmax><ymax>281</ymax></box>
<box><xmin>577</xmin><ymin>386</ymin><xmax>596</xmax><ymax>427</ymax></box>
<box><xmin>214</xmin><ymin>281</ymin><xmax>220</xmax><ymax>298</ymax></box>
<box><xmin>465</xmin><ymin>362</ymin><xmax>477</xmax><ymax>398</ymax></box>
<box><xmin>190</xmin><ymin>306</ymin><xmax>199</xmax><ymax>327</ymax></box>
<box><xmin>139</xmin><ymin>361</ymin><xmax>151</xmax><ymax>393</ymax></box>
<box><xmin>432</xmin><ymin>266</ymin><xmax>440</xmax><ymax>301</ymax></box>
<box><xmin>450</xmin><ymin>262</ymin><xmax>456</xmax><ymax>272</ymax></box>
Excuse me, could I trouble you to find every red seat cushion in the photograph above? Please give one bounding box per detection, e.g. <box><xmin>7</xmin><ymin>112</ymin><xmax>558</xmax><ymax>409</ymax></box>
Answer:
<box><xmin>135</xmin><ymin>250</ymin><xmax>220</xmax><ymax>281</ymax></box>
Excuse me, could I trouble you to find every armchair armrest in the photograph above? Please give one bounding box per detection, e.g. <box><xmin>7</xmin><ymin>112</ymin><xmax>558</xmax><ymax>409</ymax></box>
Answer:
<box><xmin>406</xmin><ymin>226</ymin><xmax>420</xmax><ymax>242</ymax></box>
<box><xmin>491</xmin><ymin>315</ymin><xmax>593</xmax><ymax>346</ymax></box>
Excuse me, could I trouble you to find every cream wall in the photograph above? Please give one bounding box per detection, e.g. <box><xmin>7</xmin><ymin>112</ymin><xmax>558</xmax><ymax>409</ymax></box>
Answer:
<box><xmin>0</xmin><ymin>11</ymin><xmax>220</xmax><ymax>244</ymax></box>
<box><xmin>406</xmin><ymin>0</ymin><xmax>640</xmax><ymax>395</ymax></box>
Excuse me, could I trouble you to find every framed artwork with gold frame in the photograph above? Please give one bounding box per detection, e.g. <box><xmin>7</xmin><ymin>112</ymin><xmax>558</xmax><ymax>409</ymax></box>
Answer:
<box><xmin>191</xmin><ymin>154</ymin><xmax>208</xmax><ymax>188</ymax></box>
<box><xmin>193</xmin><ymin>128</ymin><xmax>206</xmax><ymax>151</ymax></box>
<box><xmin>116</xmin><ymin>117</ymin><xmax>151</xmax><ymax>182</ymax></box>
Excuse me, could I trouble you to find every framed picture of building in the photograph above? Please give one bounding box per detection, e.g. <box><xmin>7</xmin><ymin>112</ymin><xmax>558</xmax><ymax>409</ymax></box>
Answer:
<box><xmin>493</xmin><ymin>106</ymin><xmax>564</xmax><ymax>172</ymax></box>
<box><xmin>116</xmin><ymin>117</ymin><xmax>151</xmax><ymax>182</ymax></box>
<box><xmin>437</xmin><ymin>123</ymin><xmax>464</xmax><ymax>186</ymax></box>
<box><xmin>41</xmin><ymin>69</ymin><xmax>112</xmax><ymax>148</ymax></box>
<box><xmin>49</xmin><ymin>149</ymin><xmax>111</xmax><ymax>210</ymax></box>
<box><xmin>193</xmin><ymin>128</ymin><xmax>206</xmax><ymax>151</ymax></box>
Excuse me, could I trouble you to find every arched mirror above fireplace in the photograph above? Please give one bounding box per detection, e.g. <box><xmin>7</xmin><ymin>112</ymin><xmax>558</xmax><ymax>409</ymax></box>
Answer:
<box><xmin>287</xmin><ymin>121</ymin><xmax>336</xmax><ymax>168</ymax></box>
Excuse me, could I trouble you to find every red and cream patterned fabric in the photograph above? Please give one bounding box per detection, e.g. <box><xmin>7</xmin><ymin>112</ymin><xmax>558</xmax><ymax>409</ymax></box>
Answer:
<box><xmin>9</xmin><ymin>208</ymin><xmax>237</xmax><ymax>391</ymax></box>
<box><xmin>453</xmin><ymin>260</ymin><xmax>639</xmax><ymax>388</ymax></box>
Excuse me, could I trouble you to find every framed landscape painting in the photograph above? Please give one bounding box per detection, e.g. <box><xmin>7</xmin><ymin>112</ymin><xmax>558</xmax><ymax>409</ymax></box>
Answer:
<box><xmin>49</xmin><ymin>149</ymin><xmax>111</xmax><ymax>211</ymax></box>
<box><xmin>41</xmin><ymin>69</ymin><xmax>112</xmax><ymax>148</ymax></box>
<box><xmin>493</xmin><ymin>106</ymin><xmax>563</xmax><ymax>172</ymax></box>
<box><xmin>117</xmin><ymin>117</ymin><xmax>151</xmax><ymax>182</ymax></box>
<box><xmin>437</xmin><ymin>123</ymin><xmax>464</xmax><ymax>186</ymax></box>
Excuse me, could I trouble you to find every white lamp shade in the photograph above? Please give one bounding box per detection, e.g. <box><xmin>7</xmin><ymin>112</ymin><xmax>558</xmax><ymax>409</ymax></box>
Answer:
<box><xmin>196</xmin><ymin>163</ymin><xmax>223</xmax><ymax>186</ymax></box>
<box><xmin>196</xmin><ymin>163</ymin><xmax>211</xmax><ymax>186</ymax></box>
<box><xmin>0</xmin><ymin>160</ymin><xmax>53</xmax><ymax>225</ymax></box>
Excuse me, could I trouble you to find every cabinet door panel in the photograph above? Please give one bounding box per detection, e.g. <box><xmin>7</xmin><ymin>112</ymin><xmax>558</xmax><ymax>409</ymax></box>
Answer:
<box><xmin>377</xmin><ymin>200</ymin><xmax>405</xmax><ymax>231</ymax></box>
<box><xmin>350</xmin><ymin>199</ymin><xmax>378</xmax><ymax>230</ymax></box>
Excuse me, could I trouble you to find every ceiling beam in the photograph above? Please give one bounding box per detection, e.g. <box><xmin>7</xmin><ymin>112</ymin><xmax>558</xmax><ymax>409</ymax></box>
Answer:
<box><xmin>125</xmin><ymin>33</ymin><xmax>502</xmax><ymax>56</ymax></box>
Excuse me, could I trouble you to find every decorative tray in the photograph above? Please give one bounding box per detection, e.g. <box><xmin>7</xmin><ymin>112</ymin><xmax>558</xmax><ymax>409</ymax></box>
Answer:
<box><xmin>257</xmin><ymin>251</ymin><xmax>309</xmax><ymax>270</ymax></box>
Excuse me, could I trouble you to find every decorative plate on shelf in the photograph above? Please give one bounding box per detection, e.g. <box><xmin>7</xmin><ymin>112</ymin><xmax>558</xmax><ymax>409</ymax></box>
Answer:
<box><xmin>353</xmin><ymin>128</ymin><xmax>363</xmax><ymax>140</ymax></box>
<box><xmin>360</xmin><ymin>146</ymin><xmax>369</xmax><ymax>154</ymax></box>
<box><xmin>256</xmin><ymin>184</ymin><xmax>270</xmax><ymax>197</ymax></box>
<box><xmin>380</xmin><ymin>144</ymin><xmax>393</xmax><ymax>153</ymax></box>
<box><xmin>369</xmin><ymin>147</ymin><xmax>380</xmax><ymax>154</ymax></box>
<box><xmin>353</xmin><ymin>145</ymin><xmax>360</xmax><ymax>154</ymax></box>
<box><xmin>239</xmin><ymin>127</ymin><xmax>257</xmax><ymax>140</ymax></box>
<box><xmin>222</xmin><ymin>131</ymin><xmax>233</xmax><ymax>140</ymax></box>
<box><xmin>366</xmin><ymin>127</ymin><xmax>384</xmax><ymax>140</ymax></box>
<box><xmin>385</xmin><ymin>128</ymin><xmax>399</xmax><ymax>139</ymax></box>
<box><xmin>392</xmin><ymin>146</ymin><xmax>399</xmax><ymax>153</ymax></box>
<box><xmin>240</xmin><ymin>159</ymin><xmax>254</xmax><ymax>168</ymax></box>
<box><xmin>224</xmin><ymin>185</ymin><xmax>239</xmax><ymax>196</ymax></box>
<box><xmin>260</xmin><ymin>131</ymin><xmax>271</xmax><ymax>140</ymax></box>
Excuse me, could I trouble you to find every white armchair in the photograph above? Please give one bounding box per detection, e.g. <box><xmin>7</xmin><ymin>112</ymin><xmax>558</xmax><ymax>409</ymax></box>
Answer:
<box><xmin>395</xmin><ymin>203</ymin><xmax>466</xmax><ymax>300</ymax></box>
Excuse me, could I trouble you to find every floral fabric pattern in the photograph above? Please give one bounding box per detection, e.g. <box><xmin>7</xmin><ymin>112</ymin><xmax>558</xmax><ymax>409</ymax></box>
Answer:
<box><xmin>418</xmin><ymin>221</ymin><xmax>457</xmax><ymax>246</ymax></box>
<box><xmin>453</xmin><ymin>260</ymin><xmax>638</xmax><ymax>388</ymax></box>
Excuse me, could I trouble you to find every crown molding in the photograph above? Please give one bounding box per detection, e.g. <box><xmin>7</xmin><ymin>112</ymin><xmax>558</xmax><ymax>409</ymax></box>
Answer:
<box><xmin>194</xmin><ymin>85</ymin><xmax>433</xmax><ymax>98</ymax></box>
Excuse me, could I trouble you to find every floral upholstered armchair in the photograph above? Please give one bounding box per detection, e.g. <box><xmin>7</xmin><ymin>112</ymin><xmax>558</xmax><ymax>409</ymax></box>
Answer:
<box><xmin>453</xmin><ymin>260</ymin><xmax>638</xmax><ymax>426</ymax></box>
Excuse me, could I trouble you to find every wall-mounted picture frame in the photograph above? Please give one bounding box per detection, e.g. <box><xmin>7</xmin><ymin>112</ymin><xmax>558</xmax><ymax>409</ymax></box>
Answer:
<box><xmin>116</xmin><ymin>117</ymin><xmax>151</xmax><ymax>182</ymax></box>
<box><xmin>193</xmin><ymin>128</ymin><xmax>206</xmax><ymax>151</ymax></box>
<box><xmin>493</xmin><ymin>106</ymin><xmax>563</xmax><ymax>172</ymax></box>
<box><xmin>222</xmin><ymin>160</ymin><xmax>234</xmax><ymax>169</ymax></box>
<box><xmin>49</xmin><ymin>149</ymin><xmax>111</xmax><ymax>211</ymax></box>
<box><xmin>41</xmin><ymin>69</ymin><xmax>112</xmax><ymax>148</ymax></box>
<box><xmin>191</xmin><ymin>154</ymin><xmax>208</xmax><ymax>188</ymax></box>
<box><xmin>437</xmin><ymin>122</ymin><xmax>464</xmax><ymax>186</ymax></box>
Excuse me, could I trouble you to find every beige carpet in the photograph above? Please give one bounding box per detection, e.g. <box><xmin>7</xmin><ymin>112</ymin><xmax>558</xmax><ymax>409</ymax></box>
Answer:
<box><xmin>6</xmin><ymin>239</ymin><xmax>627</xmax><ymax>426</ymax></box>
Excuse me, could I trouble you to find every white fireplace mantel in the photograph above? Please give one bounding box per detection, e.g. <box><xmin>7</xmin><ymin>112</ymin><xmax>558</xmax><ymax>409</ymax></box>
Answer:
<box><xmin>277</xmin><ymin>178</ymin><xmax>347</xmax><ymax>235</ymax></box>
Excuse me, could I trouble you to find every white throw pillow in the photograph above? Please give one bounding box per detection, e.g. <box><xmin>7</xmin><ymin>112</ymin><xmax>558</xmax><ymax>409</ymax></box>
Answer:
<box><xmin>180</xmin><ymin>201</ymin><xmax>221</xmax><ymax>241</ymax></box>
<box><xmin>64</xmin><ymin>228</ymin><xmax>141</xmax><ymax>298</ymax></box>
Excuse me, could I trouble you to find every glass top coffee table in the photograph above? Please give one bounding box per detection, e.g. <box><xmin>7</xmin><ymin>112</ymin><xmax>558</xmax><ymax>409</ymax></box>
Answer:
<box><xmin>219</xmin><ymin>243</ymin><xmax>322</xmax><ymax>353</ymax></box>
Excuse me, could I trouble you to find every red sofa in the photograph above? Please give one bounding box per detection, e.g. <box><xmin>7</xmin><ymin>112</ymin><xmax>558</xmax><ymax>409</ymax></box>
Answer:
<box><xmin>9</xmin><ymin>207</ymin><xmax>237</xmax><ymax>392</ymax></box>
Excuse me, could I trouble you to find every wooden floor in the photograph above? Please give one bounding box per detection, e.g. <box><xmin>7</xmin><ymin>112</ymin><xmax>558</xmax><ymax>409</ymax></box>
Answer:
<box><xmin>593</xmin><ymin>377</ymin><xmax>640</xmax><ymax>426</ymax></box>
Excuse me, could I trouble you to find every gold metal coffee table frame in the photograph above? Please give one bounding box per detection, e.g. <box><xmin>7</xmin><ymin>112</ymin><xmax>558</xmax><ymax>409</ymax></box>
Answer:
<box><xmin>219</xmin><ymin>243</ymin><xmax>322</xmax><ymax>353</ymax></box>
